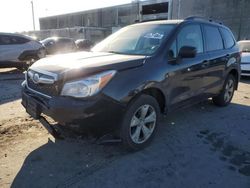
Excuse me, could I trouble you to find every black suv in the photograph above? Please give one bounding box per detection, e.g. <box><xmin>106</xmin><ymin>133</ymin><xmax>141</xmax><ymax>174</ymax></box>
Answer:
<box><xmin>22</xmin><ymin>17</ymin><xmax>241</xmax><ymax>150</ymax></box>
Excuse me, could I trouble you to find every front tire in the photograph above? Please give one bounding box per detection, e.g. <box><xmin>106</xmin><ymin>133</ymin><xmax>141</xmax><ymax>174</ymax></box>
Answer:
<box><xmin>120</xmin><ymin>95</ymin><xmax>160</xmax><ymax>151</ymax></box>
<box><xmin>212</xmin><ymin>74</ymin><xmax>236</xmax><ymax>106</ymax></box>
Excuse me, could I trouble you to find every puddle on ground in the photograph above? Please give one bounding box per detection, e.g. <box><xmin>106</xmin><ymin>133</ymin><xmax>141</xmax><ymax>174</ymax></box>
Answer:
<box><xmin>197</xmin><ymin>130</ymin><xmax>250</xmax><ymax>177</ymax></box>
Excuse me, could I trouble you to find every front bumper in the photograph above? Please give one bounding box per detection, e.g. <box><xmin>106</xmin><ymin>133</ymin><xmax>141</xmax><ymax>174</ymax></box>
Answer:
<box><xmin>21</xmin><ymin>85</ymin><xmax>125</xmax><ymax>128</ymax></box>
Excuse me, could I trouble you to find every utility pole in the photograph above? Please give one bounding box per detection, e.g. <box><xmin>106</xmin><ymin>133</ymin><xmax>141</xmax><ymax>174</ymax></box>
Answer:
<box><xmin>31</xmin><ymin>1</ymin><xmax>35</xmax><ymax>30</ymax></box>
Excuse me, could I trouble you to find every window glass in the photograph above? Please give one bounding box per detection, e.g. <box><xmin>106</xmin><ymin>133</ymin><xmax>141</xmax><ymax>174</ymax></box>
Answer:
<box><xmin>204</xmin><ymin>25</ymin><xmax>224</xmax><ymax>51</ymax></box>
<box><xmin>12</xmin><ymin>36</ymin><xmax>30</xmax><ymax>44</ymax></box>
<box><xmin>0</xmin><ymin>35</ymin><xmax>29</xmax><ymax>45</ymax></box>
<box><xmin>142</xmin><ymin>3</ymin><xmax>169</xmax><ymax>15</ymax></box>
<box><xmin>0</xmin><ymin>36</ymin><xmax>12</xmax><ymax>45</ymax></box>
<box><xmin>220</xmin><ymin>28</ymin><xmax>235</xmax><ymax>49</ymax></box>
<box><xmin>177</xmin><ymin>25</ymin><xmax>204</xmax><ymax>54</ymax></box>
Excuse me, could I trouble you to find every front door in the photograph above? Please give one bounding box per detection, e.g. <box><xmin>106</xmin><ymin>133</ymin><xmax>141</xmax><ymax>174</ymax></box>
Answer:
<box><xmin>166</xmin><ymin>24</ymin><xmax>208</xmax><ymax>109</ymax></box>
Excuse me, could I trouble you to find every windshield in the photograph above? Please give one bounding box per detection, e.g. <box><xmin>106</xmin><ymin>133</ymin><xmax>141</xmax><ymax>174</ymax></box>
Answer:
<box><xmin>238</xmin><ymin>41</ymin><xmax>250</xmax><ymax>52</ymax></box>
<box><xmin>92</xmin><ymin>24</ymin><xmax>175</xmax><ymax>55</ymax></box>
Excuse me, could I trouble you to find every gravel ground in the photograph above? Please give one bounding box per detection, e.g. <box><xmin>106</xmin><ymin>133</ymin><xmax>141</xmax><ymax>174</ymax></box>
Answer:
<box><xmin>0</xmin><ymin>68</ymin><xmax>250</xmax><ymax>188</ymax></box>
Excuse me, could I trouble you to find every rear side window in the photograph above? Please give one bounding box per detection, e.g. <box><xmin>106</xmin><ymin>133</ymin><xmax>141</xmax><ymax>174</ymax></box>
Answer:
<box><xmin>220</xmin><ymin>28</ymin><xmax>235</xmax><ymax>49</ymax></box>
<box><xmin>204</xmin><ymin>25</ymin><xmax>224</xmax><ymax>51</ymax></box>
<box><xmin>177</xmin><ymin>24</ymin><xmax>204</xmax><ymax>54</ymax></box>
<box><xmin>12</xmin><ymin>36</ymin><xmax>30</xmax><ymax>44</ymax></box>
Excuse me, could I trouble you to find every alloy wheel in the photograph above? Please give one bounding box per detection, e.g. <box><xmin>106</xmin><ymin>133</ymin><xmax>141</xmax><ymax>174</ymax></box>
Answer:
<box><xmin>129</xmin><ymin>104</ymin><xmax>157</xmax><ymax>144</ymax></box>
<box><xmin>224</xmin><ymin>79</ymin><xmax>234</xmax><ymax>103</ymax></box>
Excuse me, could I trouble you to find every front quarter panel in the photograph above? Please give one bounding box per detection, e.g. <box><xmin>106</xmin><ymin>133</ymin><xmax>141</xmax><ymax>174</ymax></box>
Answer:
<box><xmin>102</xmin><ymin>57</ymin><xmax>167</xmax><ymax>106</ymax></box>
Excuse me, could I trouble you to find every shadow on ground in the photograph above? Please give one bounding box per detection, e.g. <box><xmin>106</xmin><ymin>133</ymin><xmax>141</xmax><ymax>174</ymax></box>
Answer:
<box><xmin>11</xmin><ymin>101</ymin><xmax>250</xmax><ymax>188</ymax></box>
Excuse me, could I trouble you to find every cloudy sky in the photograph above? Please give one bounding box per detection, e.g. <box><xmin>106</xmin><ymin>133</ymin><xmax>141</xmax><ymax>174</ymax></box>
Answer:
<box><xmin>0</xmin><ymin>0</ymin><xmax>131</xmax><ymax>32</ymax></box>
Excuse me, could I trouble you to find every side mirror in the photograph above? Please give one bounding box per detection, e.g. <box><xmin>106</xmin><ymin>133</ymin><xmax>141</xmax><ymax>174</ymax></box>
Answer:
<box><xmin>178</xmin><ymin>46</ymin><xmax>197</xmax><ymax>58</ymax></box>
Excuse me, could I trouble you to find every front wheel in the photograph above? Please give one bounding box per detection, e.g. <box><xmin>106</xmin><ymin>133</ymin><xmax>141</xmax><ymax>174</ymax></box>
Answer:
<box><xmin>120</xmin><ymin>95</ymin><xmax>160</xmax><ymax>151</ymax></box>
<box><xmin>212</xmin><ymin>74</ymin><xmax>236</xmax><ymax>106</ymax></box>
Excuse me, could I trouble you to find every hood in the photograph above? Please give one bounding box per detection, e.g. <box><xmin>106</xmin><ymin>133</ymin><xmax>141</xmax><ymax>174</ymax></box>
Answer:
<box><xmin>30</xmin><ymin>51</ymin><xmax>146</xmax><ymax>80</ymax></box>
<box><xmin>241</xmin><ymin>52</ymin><xmax>250</xmax><ymax>63</ymax></box>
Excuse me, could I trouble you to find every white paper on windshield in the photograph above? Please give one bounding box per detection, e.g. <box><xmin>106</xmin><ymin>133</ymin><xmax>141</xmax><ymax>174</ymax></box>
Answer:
<box><xmin>144</xmin><ymin>33</ymin><xmax>164</xmax><ymax>39</ymax></box>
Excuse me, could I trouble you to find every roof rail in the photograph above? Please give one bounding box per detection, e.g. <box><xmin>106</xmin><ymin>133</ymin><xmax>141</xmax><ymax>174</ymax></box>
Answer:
<box><xmin>134</xmin><ymin>18</ymin><xmax>168</xmax><ymax>23</ymax></box>
<box><xmin>185</xmin><ymin>16</ymin><xmax>223</xmax><ymax>25</ymax></box>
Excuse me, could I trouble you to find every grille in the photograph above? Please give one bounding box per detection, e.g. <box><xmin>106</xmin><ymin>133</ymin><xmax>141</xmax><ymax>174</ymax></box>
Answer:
<box><xmin>26</xmin><ymin>70</ymin><xmax>60</xmax><ymax>97</ymax></box>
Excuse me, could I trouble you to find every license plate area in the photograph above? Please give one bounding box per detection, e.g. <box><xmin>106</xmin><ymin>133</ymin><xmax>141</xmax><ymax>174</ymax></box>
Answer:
<box><xmin>23</xmin><ymin>94</ymin><xmax>41</xmax><ymax>119</ymax></box>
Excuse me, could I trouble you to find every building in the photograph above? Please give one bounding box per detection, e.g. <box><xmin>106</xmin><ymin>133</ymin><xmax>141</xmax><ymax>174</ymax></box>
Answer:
<box><xmin>38</xmin><ymin>0</ymin><xmax>250</xmax><ymax>41</ymax></box>
<box><xmin>40</xmin><ymin>0</ymin><xmax>172</xmax><ymax>30</ymax></box>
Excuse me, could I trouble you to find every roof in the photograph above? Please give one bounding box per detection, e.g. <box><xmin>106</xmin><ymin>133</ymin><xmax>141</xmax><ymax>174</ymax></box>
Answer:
<box><xmin>131</xmin><ymin>18</ymin><xmax>226</xmax><ymax>28</ymax></box>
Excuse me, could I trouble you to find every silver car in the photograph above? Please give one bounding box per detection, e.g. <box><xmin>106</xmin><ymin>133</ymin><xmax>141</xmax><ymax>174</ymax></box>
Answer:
<box><xmin>238</xmin><ymin>40</ymin><xmax>250</xmax><ymax>76</ymax></box>
<box><xmin>0</xmin><ymin>33</ymin><xmax>45</xmax><ymax>69</ymax></box>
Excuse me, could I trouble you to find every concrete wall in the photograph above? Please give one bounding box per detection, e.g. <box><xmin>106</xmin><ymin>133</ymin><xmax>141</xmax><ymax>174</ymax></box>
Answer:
<box><xmin>171</xmin><ymin>0</ymin><xmax>250</xmax><ymax>40</ymax></box>
<box><xmin>22</xmin><ymin>27</ymin><xmax>111</xmax><ymax>43</ymax></box>
<box><xmin>39</xmin><ymin>3</ymin><xmax>139</xmax><ymax>30</ymax></box>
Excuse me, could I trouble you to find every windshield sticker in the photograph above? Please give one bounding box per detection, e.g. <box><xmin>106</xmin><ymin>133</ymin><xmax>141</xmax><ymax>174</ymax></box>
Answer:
<box><xmin>144</xmin><ymin>33</ymin><xmax>164</xmax><ymax>39</ymax></box>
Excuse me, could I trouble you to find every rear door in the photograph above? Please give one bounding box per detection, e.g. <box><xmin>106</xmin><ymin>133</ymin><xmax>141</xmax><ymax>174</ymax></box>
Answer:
<box><xmin>167</xmin><ymin>24</ymin><xmax>209</xmax><ymax>109</ymax></box>
<box><xmin>202</xmin><ymin>25</ymin><xmax>229</xmax><ymax>95</ymax></box>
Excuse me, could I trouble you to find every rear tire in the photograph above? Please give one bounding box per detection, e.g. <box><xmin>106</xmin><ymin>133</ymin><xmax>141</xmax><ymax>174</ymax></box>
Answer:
<box><xmin>212</xmin><ymin>74</ymin><xmax>236</xmax><ymax>106</ymax></box>
<box><xmin>120</xmin><ymin>95</ymin><xmax>160</xmax><ymax>151</ymax></box>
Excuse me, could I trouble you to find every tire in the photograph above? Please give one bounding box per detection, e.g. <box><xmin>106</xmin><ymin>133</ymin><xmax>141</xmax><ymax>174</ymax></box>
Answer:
<box><xmin>120</xmin><ymin>94</ymin><xmax>160</xmax><ymax>151</ymax></box>
<box><xmin>212</xmin><ymin>74</ymin><xmax>236</xmax><ymax>106</ymax></box>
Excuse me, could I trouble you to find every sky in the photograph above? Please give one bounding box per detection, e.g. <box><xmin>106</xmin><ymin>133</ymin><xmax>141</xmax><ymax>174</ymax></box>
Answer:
<box><xmin>0</xmin><ymin>0</ymin><xmax>132</xmax><ymax>32</ymax></box>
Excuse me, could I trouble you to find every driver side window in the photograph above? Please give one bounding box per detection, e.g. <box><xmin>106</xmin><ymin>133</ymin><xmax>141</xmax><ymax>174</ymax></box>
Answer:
<box><xmin>168</xmin><ymin>25</ymin><xmax>203</xmax><ymax>61</ymax></box>
<box><xmin>177</xmin><ymin>25</ymin><xmax>204</xmax><ymax>54</ymax></box>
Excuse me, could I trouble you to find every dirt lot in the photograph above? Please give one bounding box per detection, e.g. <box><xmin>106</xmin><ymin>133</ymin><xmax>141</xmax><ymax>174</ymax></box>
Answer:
<box><xmin>0</xmin><ymin>68</ymin><xmax>250</xmax><ymax>188</ymax></box>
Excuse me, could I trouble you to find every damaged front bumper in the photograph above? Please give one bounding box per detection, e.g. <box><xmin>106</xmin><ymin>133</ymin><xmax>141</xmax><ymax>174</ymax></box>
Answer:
<box><xmin>21</xmin><ymin>83</ymin><xmax>125</xmax><ymax>129</ymax></box>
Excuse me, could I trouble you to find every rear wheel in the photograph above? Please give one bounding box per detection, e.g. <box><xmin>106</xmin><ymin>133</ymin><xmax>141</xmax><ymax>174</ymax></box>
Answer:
<box><xmin>212</xmin><ymin>74</ymin><xmax>236</xmax><ymax>106</ymax></box>
<box><xmin>120</xmin><ymin>95</ymin><xmax>160</xmax><ymax>151</ymax></box>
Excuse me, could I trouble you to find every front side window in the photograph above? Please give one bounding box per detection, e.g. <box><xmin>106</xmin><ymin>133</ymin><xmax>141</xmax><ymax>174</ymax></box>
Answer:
<box><xmin>204</xmin><ymin>25</ymin><xmax>224</xmax><ymax>51</ymax></box>
<box><xmin>92</xmin><ymin>24</ymin><xmax>176</xmax><ymax>55</ymax></box>
<box><xmin>12</xmin><ymin>36</ymin><xmax>30</xmax><ymax>44</ymax></box>
<box><xmin>177</xmin><ymin>25</ymin><xmax>204</xmax><ymax>54</ymax></box>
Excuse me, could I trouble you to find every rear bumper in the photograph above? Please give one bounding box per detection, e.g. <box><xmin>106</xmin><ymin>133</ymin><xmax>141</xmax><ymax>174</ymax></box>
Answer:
<box><xmin>21</xmin><ymin>85</ymin><xmax>125</xmax><ymax>128</ymax></box>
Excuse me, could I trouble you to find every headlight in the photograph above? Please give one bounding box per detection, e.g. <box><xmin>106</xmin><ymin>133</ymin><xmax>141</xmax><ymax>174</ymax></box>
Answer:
<box><xmin>61</xmin><ymin>70</ymin><xmax>116</xmax><ymax>98</ymax></box>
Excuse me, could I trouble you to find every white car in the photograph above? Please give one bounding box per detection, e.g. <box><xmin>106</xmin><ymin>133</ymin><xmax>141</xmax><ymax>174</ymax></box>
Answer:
<box><xmin>238</xmin><ymin>40</ymin><xmax>250</xmax><ymax>76</ymax></box>
<box><xmin>0</xmin><ymin>33</ymin><xmax>45</xmax><ymax>69</ymax></box>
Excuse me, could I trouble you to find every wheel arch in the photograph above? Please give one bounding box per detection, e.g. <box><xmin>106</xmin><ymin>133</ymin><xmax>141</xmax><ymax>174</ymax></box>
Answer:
<box><xmin>128</xmin><ymin>87</ymin><xmax>166</xmax><ymax>114</ymax></box>
<box><xmin>228</xmin><ymin>68</ymin><xmax>239</xmax><ymax>90</ymax></box>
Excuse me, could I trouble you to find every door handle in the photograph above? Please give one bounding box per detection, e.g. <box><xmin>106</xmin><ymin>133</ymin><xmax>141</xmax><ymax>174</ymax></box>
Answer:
<box><xmin>202</xmin><ymin>60</ymin><xmax>210</xmax><ymax>68</ymax></box>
